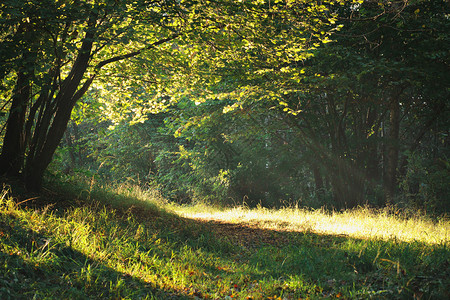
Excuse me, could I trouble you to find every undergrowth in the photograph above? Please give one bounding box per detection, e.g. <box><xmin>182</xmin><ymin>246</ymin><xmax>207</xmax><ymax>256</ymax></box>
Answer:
<box><xmin>0</xmin><ymin>180</ymin><xmax>449</xmax><ymax>299</ymax></box>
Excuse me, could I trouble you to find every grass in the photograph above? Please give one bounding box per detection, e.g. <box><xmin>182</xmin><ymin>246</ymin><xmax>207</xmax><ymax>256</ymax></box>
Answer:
<box><xmin>0</xmin><ymin>180</ymin><xmax>449</xmax><ymax>299</ymax></box>
<box><xmin>174</xmin><ymin>204</ymin><xmax>449</xmax><ymax>245</ymax></box>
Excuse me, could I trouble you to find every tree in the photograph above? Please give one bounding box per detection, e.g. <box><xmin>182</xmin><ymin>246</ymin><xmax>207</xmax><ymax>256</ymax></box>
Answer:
<box><xmin>161</xmin><ymin>0</ymin><xmax>353</xmax><ymax>205</ymax></box>
<box><xmin>289</xmin><ymin>0</ymin><xmax>450</xmax><ymax>207</ymax></box>
<box><xmin>170</xmin><ymin>0</ymin><xmax>449</xmax><ymax>208</ymax></box>
<box><xmin>1</xmin><ymin>0</ymin><xmax>345</xmax><ymax>193</ymax></box>
<box><xmin>0</xmin><ymin>0</ymin><xmax>185</xmax><ymax>191</ymax></box>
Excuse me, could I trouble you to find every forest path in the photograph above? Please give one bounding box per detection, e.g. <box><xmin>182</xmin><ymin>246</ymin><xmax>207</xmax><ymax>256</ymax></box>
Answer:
<box><xmin>179</xmin><ymin>212</ymin><xmax>352</xmax><ymax>251</ymax></box>
<box><xmin>199</xmin><ymin>219</ymin><xmax>290</xmax><ymax>249</ymax></box>
<box><xmin>189</xmin><ymin>217</ymin><xmax>301</xmax><ymax>250</ymax></box>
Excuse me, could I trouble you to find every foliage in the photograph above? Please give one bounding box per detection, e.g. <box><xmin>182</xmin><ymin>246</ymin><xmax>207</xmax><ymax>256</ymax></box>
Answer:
<box><xmin>2</xmin><ymin>0</ymin><xmax>448</xmax><ymax>210</ymax></box>
<box><xmin>400</xmin><ymin>150</ymin><xmax>450</xmax><ymax>214</ymax></box>
<box><xmin>0</xmin><ymin>0</ymin><xmax>188</xmax><ymax>190</ymax></box>
<box><xmin>146</xmin><ymin>0</ymin><xmax>449</xmax><ymax>209</ymax></box>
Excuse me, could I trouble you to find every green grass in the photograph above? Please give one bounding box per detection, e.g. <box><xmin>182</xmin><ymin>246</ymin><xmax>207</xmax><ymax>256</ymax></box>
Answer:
<box><xmin>0</xmin><ymin>181</ymin><xmax>449</xmax><ymax>299</ymax></box>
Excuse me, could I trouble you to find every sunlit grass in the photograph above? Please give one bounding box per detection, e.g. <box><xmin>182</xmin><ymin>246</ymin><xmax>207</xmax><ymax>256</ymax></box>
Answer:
<box><xmin>173</xmin><ymin>204</ymin><xmax>449</xmax><ymax>245</ymax></box>
<box><xmin>1</xmin><ymin>182</ymin><xmax>449</xmax><ymax>299</ymax></box>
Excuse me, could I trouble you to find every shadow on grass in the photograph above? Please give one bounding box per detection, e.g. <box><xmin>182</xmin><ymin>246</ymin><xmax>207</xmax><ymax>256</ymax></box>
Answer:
<box><xmin>0</xmin><ymin>210</ymin><xmax>187</xmax><ymax>299</ymax></box>
<box><xmin>175</xmin><ymin>218</ymin><xmax>450</xmax><ymax>299</ymax></box>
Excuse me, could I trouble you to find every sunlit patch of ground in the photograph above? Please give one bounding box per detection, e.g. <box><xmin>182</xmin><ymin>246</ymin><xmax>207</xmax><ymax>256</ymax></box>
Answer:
<box><xmin>173</xmin><ymin>205</ymin><xmax>450</xmax><ymax>245</ymax></box>
<box><xmin>91</xmin><ymin>182</ymin><xmax>449</xmax><ymax>245</ymax></box>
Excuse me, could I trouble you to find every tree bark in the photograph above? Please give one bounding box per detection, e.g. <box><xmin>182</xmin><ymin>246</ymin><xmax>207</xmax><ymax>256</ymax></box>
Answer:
<box><xmin>0</xmin><ymin>70</ymin><xmax>31</xmax><ymax>176</ymax></box>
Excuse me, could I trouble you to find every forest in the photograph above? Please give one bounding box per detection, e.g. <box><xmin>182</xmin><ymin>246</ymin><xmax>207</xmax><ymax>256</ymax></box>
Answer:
<box><xmin>0</xmin><ymin>0</ymin><xmax>449</xmax><ymax>299</ymax></box>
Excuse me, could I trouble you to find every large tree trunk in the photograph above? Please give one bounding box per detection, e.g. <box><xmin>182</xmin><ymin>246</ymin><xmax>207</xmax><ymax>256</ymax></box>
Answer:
<box><xmin>23</xmin><ymin>30</ymin><xmax>95</xmax><ymax>192</ymax></box>
<box><xmin>0</xmin><ymin>70</ymin><xmax>31</xmax><ymax>176</ymax></box>
<box><xmin>0</xmin><ymin>22</ymin><xmax>39</xmax><ymax>178</ymax></box>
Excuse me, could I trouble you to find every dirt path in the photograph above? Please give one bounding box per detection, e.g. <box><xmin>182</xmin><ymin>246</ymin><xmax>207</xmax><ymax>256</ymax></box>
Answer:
<box><xmin>195</xmin><ymin>219</ymin><xmax>292</xmax><ymax>249</ymax></box>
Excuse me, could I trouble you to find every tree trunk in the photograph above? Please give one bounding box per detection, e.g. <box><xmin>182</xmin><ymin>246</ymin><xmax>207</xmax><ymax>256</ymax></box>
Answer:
<box><xmin>311</xmin><ymin>163</ymin><xmax>324</xmax><ymax>202</ymax></box>
<box><xmin>24</xmin><ymin>30</ymin><xmax>95</xmax><ymax>192</ymax></box>
<box><xmin>365</xmin><ymin>106</ymin><xmax>380</xmax><ymax>182</ymax></box>
<box><xmin>384</xmin><ymin>99</ymin><xmax>400</xmax><ymax>204</ymax></box>
<box><xmin>0</xmin><ymin>70</ymin><xmax>31</xmax><ymax>176</ymax></box>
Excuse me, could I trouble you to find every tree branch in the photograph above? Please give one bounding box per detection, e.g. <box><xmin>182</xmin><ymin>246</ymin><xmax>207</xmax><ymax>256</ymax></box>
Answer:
<box><xmin>94</xmin><ymin>34</ymin><xmax>180</xmax><ymax>71</ymax></box>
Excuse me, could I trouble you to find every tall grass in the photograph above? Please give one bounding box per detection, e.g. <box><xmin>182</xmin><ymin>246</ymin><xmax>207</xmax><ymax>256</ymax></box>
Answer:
<box><xmin>1</xmin><ymin>181</ymin><xmax>449</xmax><ymax>299</ymax></box>
<box><xmin>175</xmin><ymin>204</ymin><xmax>449</xmax><ymax>245</ymax></box>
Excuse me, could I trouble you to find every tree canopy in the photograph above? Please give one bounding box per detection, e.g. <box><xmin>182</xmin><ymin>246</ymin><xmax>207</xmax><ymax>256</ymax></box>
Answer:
<box><xmin>1</xmin><ymin>0</ymin><xmax>449</xmax><ymax>211</ymax></box>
